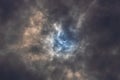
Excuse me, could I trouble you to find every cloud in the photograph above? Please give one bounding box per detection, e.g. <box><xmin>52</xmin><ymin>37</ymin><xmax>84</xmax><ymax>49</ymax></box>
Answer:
<box><xmin>0</xmin><ymin>0</ymin><xmax>120</xmax><ymax>80</ymax></box>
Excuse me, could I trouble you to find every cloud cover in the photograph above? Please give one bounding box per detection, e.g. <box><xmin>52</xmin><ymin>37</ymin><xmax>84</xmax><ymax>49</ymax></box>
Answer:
<box><xmin>0</xmin><ymin>0</ymin><xmax>120</xmax><ymax>80</ymax></box>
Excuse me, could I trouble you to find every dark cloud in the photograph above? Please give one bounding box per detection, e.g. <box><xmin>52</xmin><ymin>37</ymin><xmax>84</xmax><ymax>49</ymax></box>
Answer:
<box><xmin>0</xmin><ymin>0</ymin><xmax>40</xmax><ymax>80</ymax></box>
<box><xmin>81</xmin><ymin>0</ymin><xmax>120</xmax><ymax>80</ymax></box>
<box><xmin>0</xmin><ymin>0</ymin><xmax>36</xmax><ymax>24</ymax></box>
<box><xmin>0</xmin><ymin>0</ymin><xmax>23</xmax><ymax>22</ymax></box>
<box><xmin>0</xmin><ymin>53</ymin><xmax>46</xmax><ymax>80</ymax></box>
<box><xmin>0</xmin><ymin>0</ymin><xmax>120</xmax><ymax>80</ymax></box>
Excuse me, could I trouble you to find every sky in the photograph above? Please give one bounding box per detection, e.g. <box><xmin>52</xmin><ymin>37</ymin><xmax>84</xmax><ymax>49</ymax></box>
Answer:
<box><xmin>0</xmin><ymin>0</ymin><xmax>120</xmax><ymax>80</ymax></box>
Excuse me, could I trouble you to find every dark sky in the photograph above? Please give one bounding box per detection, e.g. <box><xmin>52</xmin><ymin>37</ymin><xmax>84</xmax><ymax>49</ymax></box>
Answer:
<box><xmin>0</xmin><ymin>0</ymin><xmax>120</xmax><ymax>80</ymax></box>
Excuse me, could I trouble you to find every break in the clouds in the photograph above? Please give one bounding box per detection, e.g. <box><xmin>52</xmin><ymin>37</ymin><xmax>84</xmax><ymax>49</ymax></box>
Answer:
<box><xmin>0</xmin><ymin>0</ymin><xmax>120</xmax><ymax>80</ymax></box>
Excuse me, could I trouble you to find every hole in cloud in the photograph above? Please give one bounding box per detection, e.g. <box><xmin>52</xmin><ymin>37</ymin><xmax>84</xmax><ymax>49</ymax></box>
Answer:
<box><xmin>52</xmin><ymin>23</ymin><xmax>77</xmax><ymax>55</ymax></box>
<box><xmin>53</xmin><ymin>30</ymin><xmax>75</xmax><ymax>53</ymax></box>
